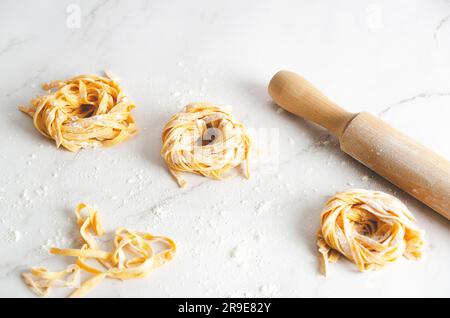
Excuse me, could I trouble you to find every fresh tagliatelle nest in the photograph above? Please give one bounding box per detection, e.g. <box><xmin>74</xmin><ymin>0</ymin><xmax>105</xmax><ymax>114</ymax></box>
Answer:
<box><xmin>161</xmin><ymin>103</ymin><xmax>251</xmax><ymax>187</ymax></box>
<box><xmin>317</xmin><ymin>189</ymin><xmax>424</xmax><ymax>275</ymax></box>
<box><xmin>22</xmin><ymin>203</ymin><xmax>176</xmax><ymax>298</ymax></box>
<box><xmin>18</xmin><ymin>72</ymin><xmax>137</xmax><ymax>152</ymax></box>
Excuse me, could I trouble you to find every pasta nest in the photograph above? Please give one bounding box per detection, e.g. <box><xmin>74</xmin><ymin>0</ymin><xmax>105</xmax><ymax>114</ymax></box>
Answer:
<box><xmin>317</xmin><ymin>189</ymin><xmax>424</xmax><ymax>275</ymax></box>
<box><xmin>19</xmin><ymin>72</ymin><xmax>137</xmax><ymax>152</ymax></box>
<box><xmin>161</xmin><ymin>103</ymin><xmax>251</xmax><ymax>187</ymax></box>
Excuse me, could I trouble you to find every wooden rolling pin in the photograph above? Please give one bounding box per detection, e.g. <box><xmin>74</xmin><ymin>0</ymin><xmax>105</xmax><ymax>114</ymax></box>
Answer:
<box><xmin>268</xmin><ymin>70</ymin><xmax>450</xmax><ymax>220</ymax></box>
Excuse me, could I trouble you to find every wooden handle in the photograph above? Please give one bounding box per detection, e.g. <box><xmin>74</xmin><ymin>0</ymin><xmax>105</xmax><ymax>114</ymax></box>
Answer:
<box><xmin>268</xmin><ymin>70</ymin><xmax>356</xmax><ymax>137</ymax></box>
<box><xmin>268</xmin><ymin>70</ymin><xmax>450</xmax><ymax>220</ymax></box>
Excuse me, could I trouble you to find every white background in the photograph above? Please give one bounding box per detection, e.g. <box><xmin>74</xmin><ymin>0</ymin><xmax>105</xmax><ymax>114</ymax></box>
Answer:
<box><xmin>0</xmin><ymin>0</ymin><xmax>449</xmax><ymax>297</ymax></box>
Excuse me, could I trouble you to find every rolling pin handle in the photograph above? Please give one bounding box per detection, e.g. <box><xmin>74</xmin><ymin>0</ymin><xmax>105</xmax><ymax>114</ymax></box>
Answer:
<box><xmin>268</xmin><ymin>70</ymin><xmax>356</xmax><ymax>138</ymax></box>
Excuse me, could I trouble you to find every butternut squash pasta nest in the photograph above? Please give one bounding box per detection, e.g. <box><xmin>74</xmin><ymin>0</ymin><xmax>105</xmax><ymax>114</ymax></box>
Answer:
<box><xmin>161</xmin><ymin>103</ymin><xmax>251</xmax><ymax>187</ymax></box>
<box><xmin>18</xmin><ymin>72</ymin><xmax>137</xmax><ymax>152</ymax></box>
<box><xmin>22</xmin><ymin>203</ymin><xmax>176</xmax><ymax>298</ymax></box>
<box><xmin>317</xmin><ymin>189</ymin><xmax>424</xmax><ymax>275</ymax></box>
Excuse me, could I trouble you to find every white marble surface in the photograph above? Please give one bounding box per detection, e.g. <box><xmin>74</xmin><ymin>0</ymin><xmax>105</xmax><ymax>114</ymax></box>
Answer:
<box><xmin>0</xmin><ymin>0</ymin><xmax>450</xmax><ymax>298</ymax></box>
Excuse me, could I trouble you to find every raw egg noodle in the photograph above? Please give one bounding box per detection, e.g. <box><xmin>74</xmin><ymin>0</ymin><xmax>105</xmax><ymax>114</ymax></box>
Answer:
<box><xmin>22</xmin><ymin>265</ymin><xmax>81</xmax><ymax>298</ymax></box>
<box><xmin>317</xmin><ymin>189</ymin><xmax>424</xmax><ymax>275</ymax></box>
<box><xmin>22</xmin><ymin>203</ymin><xmax>176</xmax><ymax>298</ymax></box>
<box><xmin>18</xmin><ymin>72</ymin><xmax>137</xmax><ymax>152</ymax></box>
<box><xmin>161</xmin><ymin>103</ymin><xmax>251</xmax><ymax>187</ymax></box>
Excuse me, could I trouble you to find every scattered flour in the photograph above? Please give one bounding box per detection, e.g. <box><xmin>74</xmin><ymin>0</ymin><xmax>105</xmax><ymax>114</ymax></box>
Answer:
<box><xmin>152</xmin><ymin>205</ymin><xmax>165</xmax><ymax>220</ymax></box>
<box><xmin>41</xmin><ymin>229</ymin><xmax>70</xmax><ymax>251</ymax></box>
<box><xmin>8</xmin><ymin>228</ymin><xmax>22</xmax><ymax>242</ymax></box>
<box><xmin>288</xmin><ymin>137</ymin><xmax>295</xmax><ymax>145</ymax></box>
<box><xmin>21</xmin><ymin>190</ymin><xmax>30</xmax><ymax>201</ymax></box>
<box><xmin>251</xmin><ymin>229</ymin><xmax>263</xmax><ymax>242</ymax></box>
<box><xmin>34</xmin><ymin>185</ymin><xmax>48</xmax><ymax>197</ymax></box>
<box><xmin>230</xmin><ymin>245</ymin><xmax>248</xmax><ymax>269</ymax></box>
<box><xmin>256</xmin><ymin>201</ymin><xmax>271</xmax><ymax>215</ymax></box>
<box><xmin>259</xmin><ymin>284</ymin><xmax>279</xmax><ymax>297</ymax></box>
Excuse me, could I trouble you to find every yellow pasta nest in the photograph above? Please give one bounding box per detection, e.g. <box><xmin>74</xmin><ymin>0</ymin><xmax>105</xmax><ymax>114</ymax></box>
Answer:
<box><xmin>22</xmin><ymin>203</ymin><xmax>176</xmax><ymax>298</ymax></box>
<box><xmin>18</xmin><ymin>72</ymin><xmax>137</xmax><ymax>152</ymax></box>
<box><xmin>317</xmin><ymin>189</ymin><xmax>424</xmax><ymax>275</ymax></box>
<box><xmin>161</xmin><ymin>102</ymin><xmax>251</xmax><ymax>187</ymax></box>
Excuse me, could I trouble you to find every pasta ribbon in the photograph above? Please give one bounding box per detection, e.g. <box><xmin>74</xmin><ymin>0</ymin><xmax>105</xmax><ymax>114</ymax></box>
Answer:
<box><xmin>21</xmin><ymin>265</ymin><xmax>80</xmax><ymax>298</ymax></box>
<box><xmin>161</xmin><ymin>103</ymin><xmax>251</xmax><ymax>187</ymax></box>
<box><xmin>317</xmin><ymin>189</ymin><xmax>424</xmax><ymax>275</ymax></box>
<box><xmin>22</xmin><ymin>203</ymin><xmax>176</xmax><ymax>298</ymax></box>
<box><xmin>18</xmin><ymin>72</ymin><xmax>137</xmax><ymax>152</ymax></box>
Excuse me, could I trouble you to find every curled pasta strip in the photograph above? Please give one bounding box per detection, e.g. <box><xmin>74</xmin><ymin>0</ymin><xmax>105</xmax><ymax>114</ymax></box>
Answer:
<box><xmin>18</xmin><ymin>72</ymin><xmax>137</xmax><ymax>152</ymax></box>
<box><xmin>22</xmin><ymin>203</ymin><xmax>176</xmax><ymax>298</ymax></box>
<box><xmin>21</xmin><ymin>265</ymin><xmax>80</xmax><ymax>297</ymax></box>
<box><xmin>161</xmin><ymin>102</ymin><xmax>251</xmax><ymax>187</ymax></box>
<box><xmin>317</xmin><ymin>189</ymin><xmax>424</xmax><ymax>275</ymax></box>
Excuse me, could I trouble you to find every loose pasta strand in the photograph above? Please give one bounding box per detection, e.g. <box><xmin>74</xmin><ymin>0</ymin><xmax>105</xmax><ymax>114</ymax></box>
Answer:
<box><xmin>22</xmin><ymin>203</ymin><xmax>176</xmax><ymax>298</ymax></box>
